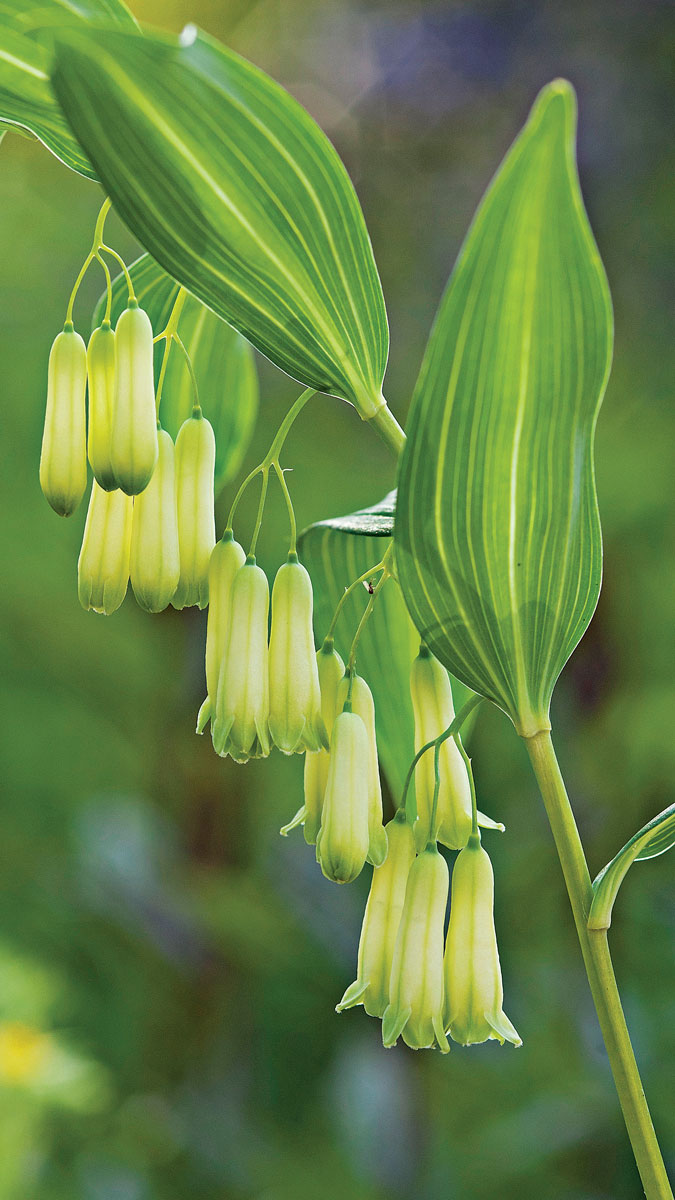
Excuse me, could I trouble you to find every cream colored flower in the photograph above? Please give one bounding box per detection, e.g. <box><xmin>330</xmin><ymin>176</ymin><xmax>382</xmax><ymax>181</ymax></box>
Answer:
<box><xmin>39</xmin><ymin>325</ymin><xmax>87</xmax><ymax>517</ymax></box>
<box><xmin>110</xmin><ymin>304</ymin><xmax>158</xmax><ymax>495</ymax></box>
<box><xmin>316</xmin><ymin>710</ymin><xmax>370</xmax><ymax>884</ymax></box>
<box><xmin>130</xmin><ymin>427</ymin><xmax>180</xmax><ymax>613</ymax></box>
<box><xmin>86</xmin><ymin>321</ymin><xmax>116</xmax><ymax>491</ymax></box>
<box><xmin>269</xmin><ymin>556</ymin><xmax>326</xmax><ymax>754</ymax></box>
<box><xmin>197</xmin><ymin>532</ymin><xmax>246</xmax><ymax>733</ymax></box>
<box><xmin>172</xmin><ymin>411</ymin><xmax>216</xmax><ymax>610</ymax></box>
<box><xmin>78</xmin><ymin>481</ymin><xmax>133</xmax><ymax>615</ymax></box>
<box><xmin>337</xmin><ymin>673</ymin><xmax>387</xmax><ymax>867</ymax></box>
<box><xmin>212</xmin><ymin>559</ymin><xmax>270</xmax><ymax>762</ymax></box>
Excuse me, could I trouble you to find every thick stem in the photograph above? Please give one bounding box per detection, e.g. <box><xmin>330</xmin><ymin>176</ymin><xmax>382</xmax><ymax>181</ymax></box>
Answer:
<box><xmin>525</xmin><ymin>731</ymin><xmax>672</xmax><ymax>1200</ymax></box>
<box><xmin>367</xmin><ymin>403</ymin><xmax>406</xmax><ymax>457</ymax></box>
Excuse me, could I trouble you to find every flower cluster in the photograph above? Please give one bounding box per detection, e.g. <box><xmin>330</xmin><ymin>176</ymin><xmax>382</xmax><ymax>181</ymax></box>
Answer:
<box><xmin>41</xmin><ymin>201</ymin><xmax>520</xmax><ymax>1057</ymax></box>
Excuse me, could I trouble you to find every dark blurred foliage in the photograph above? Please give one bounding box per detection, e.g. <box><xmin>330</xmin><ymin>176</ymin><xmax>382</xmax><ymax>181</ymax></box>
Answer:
<box><xmin>0</xmin><ymin>1</ymin><xmax>673</xmax><ymax>1197</ymax></box>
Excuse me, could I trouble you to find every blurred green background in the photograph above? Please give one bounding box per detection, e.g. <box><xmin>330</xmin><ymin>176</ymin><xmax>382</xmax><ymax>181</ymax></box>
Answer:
<box><xmin>1</xmin><ymin>1</ymin><xmax>673</xmax><ymax>1197</ymax></box>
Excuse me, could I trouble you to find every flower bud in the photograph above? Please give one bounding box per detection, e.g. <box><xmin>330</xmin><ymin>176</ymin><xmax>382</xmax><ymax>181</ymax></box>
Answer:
<box><xmin>337</xmin><ymin>673</ymin><xmax>387</xmax><ymax>867</ymax></box>
<box><xmin>130</xmin><ymin>427</ymin><xmax>180</xmax><ymax>613</ymax></box>
<box><xmin>301</xmin><ymin>643</ymin><xmax>344</xmax><ymax>845</ymax></box>
<box><xmin>172</xmin><ymin>411</ymin><xmax>216</xmax><ymax>610</ymax></box>
<box><xmin>382</xmin><ymin>845</ymin><xmax>450</xmax><ymax>1052</ymax></box>
<box><xmin>110</xmin><ymin>303</ymin><xmax>158</xmax><ymax>495</ymax></box>
<box><xmin>444</xmin><ymin>834</ymin><xmax>521</xmax><ymax>1047</ymax></box>
<box><xmin>212</xmin><ymin>559</ymin><xmax>270</xmax><ymax>762</ymax></box>
<box><xmin>337</xmin><ymin>812</ymin><xmax>415</xmax><ymax>1018</ymax></box>
<box><xmin>316</xmin><ymin>710</ymin><xmax>370</xmax><ymax>884</ymax></box>
<box><xmin>39</xmin><ymin>325</ymin><xmax>87</xmax><ymax>516</ymax></box>
<box><xmin>86</xmin><ymin>322</ymin><xmax>117</xmax><ymax>491</ymax></box>
<box><xmin>269</xmin><ymin>555</ymin><xmax>327</xmax><ymax>755</ymax></box>
<box><xmin>197</xmin><ymin>532</ymin><xmax>247</xmax><ymax>733</ymax></box>
<box><xmin>410</xmin><ymin>646</ymin><xmax>472</xmax><ymax>850</ymax></box>
<box><xmin>78</xmin><ymin>481</ymin><xmax>133</xmax><ymax>615</ymax></box>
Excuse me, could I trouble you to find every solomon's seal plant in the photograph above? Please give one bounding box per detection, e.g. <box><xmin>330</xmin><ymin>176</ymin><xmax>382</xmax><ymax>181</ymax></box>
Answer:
<box><xmin>2</xmin><ymin>2</ymin><xmax>672</xmax><ymax>1195</ymax></box>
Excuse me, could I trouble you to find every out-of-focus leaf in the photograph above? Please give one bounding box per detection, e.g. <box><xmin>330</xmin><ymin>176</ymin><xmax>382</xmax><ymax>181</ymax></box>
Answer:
<box><xmin>395</xmin><ymin>81</ymin><xmax>613</xmax><ymax>737</ymax></box>
<box><xmin>0</xmin><ymin>26</ymin><xmax>94</xmax><ymax>176</ymax></box>
<box><xmin>93</xmin><ymin>254</ymin><xmax>258</xmax><ymax>492</ymax></box>
<box><xmin>52</xmin><ymin>25</ymin><xmax>390</xmax><ymax>417</ymax></box>
<box><xmin>588</xmin><ymin>803</ymin><xmax>675</xmax><ymax>930</ymax></box>
<box><xmin>0</xmin><ymin>0</ymin><xmax>136</xmax><ymax>176</ymax></box>
<box><xmin>299</xmin><ymin>497</ymin><xmax>475</xmax><ymax>802</ymax></box>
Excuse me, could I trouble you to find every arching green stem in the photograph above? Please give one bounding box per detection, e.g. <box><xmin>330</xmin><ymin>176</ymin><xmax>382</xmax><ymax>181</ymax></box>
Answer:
<box><xmin>526</xmin><ymin>731</ymin><xmax>672</xmax><ymax>1200</ymax></box>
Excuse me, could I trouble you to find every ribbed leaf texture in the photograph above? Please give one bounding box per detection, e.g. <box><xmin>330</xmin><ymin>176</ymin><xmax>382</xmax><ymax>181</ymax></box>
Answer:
<box><xmin>51</xmin><ymin>25</ymin><xmax>389</xmax><ymax>417</ymax></box>
<box><xmin>396</xmin><ymin>81</ymin><xmax>613</xmax><ymax>737</ymax></box>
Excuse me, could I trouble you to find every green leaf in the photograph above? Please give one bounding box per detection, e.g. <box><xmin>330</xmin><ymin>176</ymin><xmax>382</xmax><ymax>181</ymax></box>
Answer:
<box><xmin>395</xmin><ymin>81</ymin><xmax>613</xmax><ymax>737</ymax></box>
<box><xmin>588</xmin><ymin>804</ymin><xmax>675</xmax><ymax>931</ymax></box>
<box><xmin>51</xmin><ymin>25</ymin><xmax>389</xmax><ymax>417</ymax></box>
<box><xmin>0</xmin><ymin>1</ymin><xmax>135</xmax><ymax>177</ymax></box>
<box><xmin>93</xmin><ymin>253</ymin><xmax>258</xmax><ymax>492</ymax></box>
<box><xmin>299</xmin><ymin>497</ymin><xmax>475</xmax><ymax>800</ymax></box>
<box><xmin>0</xmin><ymin>24</ymin><xmax>94</xmax><ymax>175</ymax></box>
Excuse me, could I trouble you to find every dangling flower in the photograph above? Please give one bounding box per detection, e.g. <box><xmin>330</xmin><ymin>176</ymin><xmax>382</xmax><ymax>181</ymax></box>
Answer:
<box><xmin>410</xmin><ymin>645</ymin><xmax>473</xmax><ymax>850</ymax></box>
<box><xmin>337</xmin><ymin>672</ymin><xmax>387</xmax><ymax>867</ymax></box>
<box><xmin>444</xmin><ymin>833</ymin><xmax>521</xmax><ymax>1047</ymax></box>
<box><xmin>337</xmin><ymin>811</ymin><xmax>415</xmax><ymax>1018</ymax></box>
<box><xmin>86</xmin><ymin>321</ymin><xmax>117</xmax><ymax>491</ymax></box>
<box><xmin>78</xmin><ymin>481</ymin><xmax>133</xmax><ymax>615</ymax></box>
<box><xmin>110</xmin><ymin>303</ymin><xmax>158</xmax><ymax>496</ymax></box>
<box><xmin>296</xmin><ymin>642</ymin><xmax>344</xmax><ymax>845</ymax></box>
<box><xmin>172</xmin><ymin>410</ymin><xmax>216</xmax><ymax>610</ymax></box>
<box><xmin>382</xmin><ymin>845</ymin><xmax>450</xmax><ymax>1052</ymax></box>
<box><xmin>39</xmin><ymin>324</ymin><xmax>87</xmax><ymax>517</ymax></box>
<box><xmin>316</xmin><ymin>709</ymin><xmax>370</xmax><ymax>884</ymax></box>
<box><xmin>212</xmin><ymin>558</ymin><xmax>270</xmax><ymax>762</ymax></box>
<box><xmin>196</xmin><ymin>531</ymin><xmax>246</xmax><ymax>733</ymax></box>
<box><xmin>269</xmin><ymin>554</ymin><xmax>327</xmax><ymax>755</ymax></box>
<box><xmin>130</xmin><ymin>427</ymin><xmax>180</xmax><ymax>613</ymax></box>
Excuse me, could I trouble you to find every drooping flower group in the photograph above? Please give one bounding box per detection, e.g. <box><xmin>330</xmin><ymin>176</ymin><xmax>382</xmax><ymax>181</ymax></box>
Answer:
<box><xmin>39</xmin><ymin>305</ymin><xmax>216</xmax><ymax>616</ymax></box>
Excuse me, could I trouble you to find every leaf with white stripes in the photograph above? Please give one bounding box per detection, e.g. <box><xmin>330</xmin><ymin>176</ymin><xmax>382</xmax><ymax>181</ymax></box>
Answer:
<box><xmin>51</xmin><ymin>24</ymin><xmax>389</xmax><ymax>418</ymax></box>
<box><xmin>92</xmin><ymin>253</ymin><xmax>258</xmax><ymax>493</ymax></box>
<box><xmin>588</xmin><ymin>803</ymin><xmax>675</xmax><ymax>931</ymax></box>
<box><xmin>0</xmin><ymin>1</ymin><xmax>135</xmax><ymax>177</ymax></box>
<box><xmin>395</xmin><ymin>81</ymin><xmax>613</xmax><ymax>737</ymax></box>
<box><xmin>299</xmin><ymin>496</ymin><xmax>475</xmax><ymax>800</ymax></box>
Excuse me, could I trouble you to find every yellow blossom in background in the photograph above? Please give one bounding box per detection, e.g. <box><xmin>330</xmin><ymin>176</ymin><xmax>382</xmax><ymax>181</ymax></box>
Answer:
<box><xmin>269</xmin><ymin>555</ymin><xmax>326</xmax><ymax>754</ymax></box>
<box><xmin>86</xmin><ymin>320</ymin><xmax>117</xmax><ymax>491</ymax></box>
<box><xmin>172</xmin><ymin>410</ymin><xmax>216</xmax><ymax>610</ymax></box>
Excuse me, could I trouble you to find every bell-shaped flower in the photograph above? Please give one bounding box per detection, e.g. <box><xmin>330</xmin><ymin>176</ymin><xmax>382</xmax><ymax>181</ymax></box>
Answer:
<box><xmin>269</xmin><ymin>555</ymin><xmax>327</xmax><ymax>755</ymax></box>
<box><xmin>297</xmin><ymin>642</ymin><xmax>344</xmax><ymax>845</ymax></box>
<box><xmin>212</xmin><ymin>558</ymin><xmax>270</xmax><ymax>762</ymax></box>
<box><xmin>444</xmin><ymin>833</ymin><xmax>521</xmax><ymax>1047</ymax></box>
<box><xmin>78</xmin><ymin>481</ymin><xmax>133</xmax><ymax>615</ymax></box>
<box><xmin>337</xmin><ymin>811</ymin><xmax>415</xmax><ymax>1018</ymax></box>
<box><xmin>172</xmin><ymin>410</ymin><xmax>216</xmax><ymax>610</ymax></box>
<box><xmin>316</xmin><ymin>709</ymin><xmax>370</xmax><ymax>884</ymax></box>
<box><xmin>382</xmin><ymin>845</ymin><xmax>450</xmax><ymax>1052</ymax></box>
<box><xmin>130</xmin><ymin>427</ymin><xmax>180</xmax><ymax>613</ymax></box>
<box><xmin>86</xmin><ymin>321</ymin><xmax>117</xmax><ymax>491</ymax></box>
<box><xmin>110</xmin><ymin>303</ymin><xmax>158</xmax><ymax>495</ymax></box>
<box><xmin>197</xmin><ymin>532</ymin><xmax>246</xmax><ymax>733</ymax></box>
<box><xmin>337</xmin><ymin>673</ymin><xmax>387</xmax><ymax>867</ymax></box>
<box><xmin>39</xmin><ymin>325</ymin><xmax>87</xmax><ymax>516</ymax></box>
<box><xmin>410</xmin><ymin>646</ymin><xmax>474</xmax><ymax>850</ymax></box>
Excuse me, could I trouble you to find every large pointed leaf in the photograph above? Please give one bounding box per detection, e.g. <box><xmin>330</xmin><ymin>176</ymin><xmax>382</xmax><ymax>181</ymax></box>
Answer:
<box><xmin>588</xmin><ymin>804</ymin><xmax>675</xmax><ymax>931</ymax></box>
<box><xmin>92</xmin><ymin>254</ymin><xmax>258</xmax><ymax>493</ymax></box>
<box><xmin>0</xmin><ymin>0</ymin><xmax>135</xmax><ymax>177</ymax></box>
<box><xmin>299</xmin><ymin>497</ymin><xmax>475</xmax><ymax>801</ymax></box>
<box><xmin>395</xmin><ymin>81</ymin><xmax>613</xmax><ymax>737</ymax></box>
<box><xmin>51</xmin><ymin>25</ymin><xmax>389</xmax><ymax>417</ymax></box>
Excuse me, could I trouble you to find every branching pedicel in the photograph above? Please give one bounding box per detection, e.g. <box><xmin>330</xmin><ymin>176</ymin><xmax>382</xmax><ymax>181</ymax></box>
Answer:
<box><xmin>14</xmin><ymin>7</ymin><xmax>672</xmax><ymax>1195</ymax></box>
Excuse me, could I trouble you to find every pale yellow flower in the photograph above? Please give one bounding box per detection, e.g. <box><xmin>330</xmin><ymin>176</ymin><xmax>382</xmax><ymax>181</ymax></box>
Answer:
<box><xmin>212</xmin><ymin>559</ymin><xmax>270</xmax><ymax>761</ymax></box>
<box><xmin>197</xmin><ymin>532</ymin><xmax>246</xmax><ymax>733</ymax></box>
<box><xmin>337</xmin><ymin>673</ymin><xmax>387</xmax><ymax>866</ymax></box>
<box><xmin>39</xmin><ymin>325</ymin><xmax>87</xmax><ymax>517</ymax></box>
<box><xmin>78</xmin><ymin>481</ymin><xmax>133</xmax><ymax>615</ymax></box>
<box><xmin>130</xmin><ymin>427</ymin><xmax>180</xmax><ymax>613</ymax></box>
<box><xmin>110</xmin><ymin>304</ymin><xmax>158</xmax><ymax>495</ymax></box>
<box><xmin>269</xmin><ymin>556</ymin><xmax>326</xmax><ymax>754</ymax></box>
<box><xmin>316</xmin><ymin>710</ymin><xmax>370</xmax><ymax>883</ymax></box>
<box><xmin>172</xmin><ymin>411</ymin><xmax>216</xmax><ymax>610</ymax></box>
<box><xmin>86</xmin><ymin>321</ymin><xmax>116</xmax><ymax>491</ymax></box>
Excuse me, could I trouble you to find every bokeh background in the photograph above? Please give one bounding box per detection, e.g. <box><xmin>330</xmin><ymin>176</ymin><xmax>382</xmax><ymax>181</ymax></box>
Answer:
<box><xmin>1</xmin><ymin>1</ymin><xmax>673</xmax><ymax>1197</ymax></box>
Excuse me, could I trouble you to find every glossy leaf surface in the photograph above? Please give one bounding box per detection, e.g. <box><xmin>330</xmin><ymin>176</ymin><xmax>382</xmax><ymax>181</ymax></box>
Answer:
<box><xmin>93</xmin><ymin>254</ymin><xmax>258</xmax><ymax>493</ymax></box>
<box><xmin>0</xmin><ymin>0</ymin><xmax>135</xmax><ymax>177</ymax></box>
<box><xmin>299</xmin><ymin>497</ymin><xmax>475</xmax><ymax>800</ymax></box>
<box><xmin>396</xmin><ymin>81</ymin><xmax>613</xmax><ymax>736</ymax></box>
<box><xmin>589</xmin><ymin>803</ymin><xmax>675</xmax><ymax>930</ymax></box>
<box><xmin>52</xmin><ymin>25</ymin><xmax>389</xmax><ymax>416</ymax></box>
